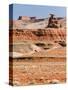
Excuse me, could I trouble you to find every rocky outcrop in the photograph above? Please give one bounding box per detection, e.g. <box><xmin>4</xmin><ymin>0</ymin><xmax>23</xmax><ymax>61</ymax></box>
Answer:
<box><xmin>9</xmin><ymin>16</ymin><xmax>65</xmax><ymax>29</ymax></box>
<box><xmin>9</xmin><ymin>16</ymin><xmax>66</xmax><ymax>42</ymax></box>
<box><xmin>9</xmin><ymin>28</ymin><xmax>66</xmax><ymax>42</ymax></box>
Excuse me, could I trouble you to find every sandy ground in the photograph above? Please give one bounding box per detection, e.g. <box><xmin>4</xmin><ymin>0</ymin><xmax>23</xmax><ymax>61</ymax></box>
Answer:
<box><xmin>9</xmin><ymin>57</ymin><xmax>66</xmax><ymax>86</ymax></box>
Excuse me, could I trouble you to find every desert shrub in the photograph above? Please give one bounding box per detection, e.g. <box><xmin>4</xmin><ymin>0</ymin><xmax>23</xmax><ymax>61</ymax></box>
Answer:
<box><xmin>35</xmin><ymin>43</ymin><xmax>45</xmax><ymax>47</ymax></box>
<box><xmin>32</xmin><ymin>29</ymin><xmax>45</xmax><ymax>36</ymax></box>
<box><xmin>59</xmin><ymin>41</ymin><xmax>66</xmax><ymax>47</ymax></box>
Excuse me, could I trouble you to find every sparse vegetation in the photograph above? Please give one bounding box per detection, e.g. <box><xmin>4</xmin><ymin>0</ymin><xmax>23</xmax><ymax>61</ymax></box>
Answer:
<box><xmin>35</xmin><ymin>43</ymin><xmax>45</xmax><ymax>47</ymax></box>
<box><xmin>59</xmin><ymin>41</ymin><xmax>66</xmax><ymax>47</ymax></box>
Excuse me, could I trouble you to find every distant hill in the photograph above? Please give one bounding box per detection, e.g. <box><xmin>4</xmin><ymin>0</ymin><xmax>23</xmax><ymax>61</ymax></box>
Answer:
<box><xmin>9</xmin><ymin>16</ymin><xmax>66</xmax><ymax>29</ymax></box>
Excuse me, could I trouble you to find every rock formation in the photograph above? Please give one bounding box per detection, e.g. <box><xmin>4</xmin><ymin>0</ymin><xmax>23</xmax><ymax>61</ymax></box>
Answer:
<box><xmin>9</xmin><ymin>15</ymin><xmax>66</xmax><ymax>42</ymax></box>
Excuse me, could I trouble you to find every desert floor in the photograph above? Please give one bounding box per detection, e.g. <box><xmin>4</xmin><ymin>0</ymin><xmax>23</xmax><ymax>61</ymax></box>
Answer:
<box><xmin>9</xmin><ymin>57</ymin><xmax>66</xmax><ymax>86</ymax></box>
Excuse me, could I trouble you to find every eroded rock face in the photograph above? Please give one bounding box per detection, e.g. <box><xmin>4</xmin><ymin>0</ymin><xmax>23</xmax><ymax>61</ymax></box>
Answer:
<box><xmin>9</xmin><ymin>16</ymin><xmax>66</xmax><ymax>42</ymax></box>
<box><xmin>9</xmin><ymin>28</ymin><xmax>66</xmax><ymax>42</ymax></box>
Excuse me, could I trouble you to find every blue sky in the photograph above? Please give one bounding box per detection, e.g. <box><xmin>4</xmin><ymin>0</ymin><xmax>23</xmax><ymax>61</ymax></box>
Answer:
<box><xmin>9</xmin><ymin>4</ymin><xmax>66</xmax><ymax>20</ymax></box>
